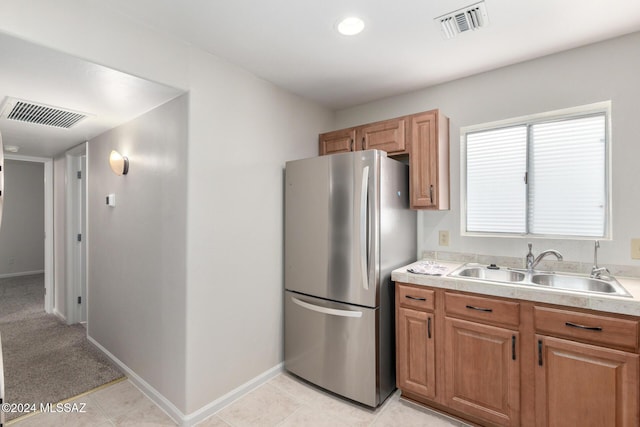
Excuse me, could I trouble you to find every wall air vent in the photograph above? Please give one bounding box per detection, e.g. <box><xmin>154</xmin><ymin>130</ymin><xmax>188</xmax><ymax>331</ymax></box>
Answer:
<box><xmin>435</xmin><ymin>1</ymin><xmax>489</xmax><ymax>39</ymax></box>
<box><xmin>0</xmin><ymin>97</ymin><xmax>88</xmax><ymax>129</ymax></box>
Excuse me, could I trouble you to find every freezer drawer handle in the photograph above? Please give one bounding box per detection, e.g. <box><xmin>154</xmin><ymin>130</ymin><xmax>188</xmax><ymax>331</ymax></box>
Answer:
<box><xmin>291</xmin><ymin>297</ymin><xmax>363</xmax><ymax>318</ymax></box>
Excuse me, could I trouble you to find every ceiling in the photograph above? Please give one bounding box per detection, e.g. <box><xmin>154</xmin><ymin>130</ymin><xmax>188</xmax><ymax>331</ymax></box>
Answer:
<box><xmin>0</xmin><ymin>33</ymin><xmax>184</xmax><ymax>158</ymax></box>
<box><xmin>2</xmin><ymin>0</ymin><xmax>640</xmax><ymax>158</ymax></box>
<box><xmin>102</xmin><ymin>0</ymin><xmax>640</xmax><ymax>109</ymax></box>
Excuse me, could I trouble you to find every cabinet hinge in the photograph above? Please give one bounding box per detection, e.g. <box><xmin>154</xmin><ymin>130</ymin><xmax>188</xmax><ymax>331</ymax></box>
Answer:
<box><xmin>78</xmin><ymin>296</ymin><xmax>82</xmax><ymax>304</ymax></box>
<box><xmin>524</xmin><ymin>171</ymin><xmax>528</xmax><ymax>184</ymax></box>
<box><xmin>77</xmin><ymin>170</ymin><xmax>82</xmax><ymax>179</ymax></box>
<box><xmin>77</xmin><ymin>233</ymin><xmax>82</xmax><ymax>242</ymax></box>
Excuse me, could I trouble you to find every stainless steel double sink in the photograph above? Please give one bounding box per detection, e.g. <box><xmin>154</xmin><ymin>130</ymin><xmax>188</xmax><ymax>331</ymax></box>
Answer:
<box><xmin>448</xmin><ymin>263</ymin><xmax>632</xmax><ymax>297</ymax></box>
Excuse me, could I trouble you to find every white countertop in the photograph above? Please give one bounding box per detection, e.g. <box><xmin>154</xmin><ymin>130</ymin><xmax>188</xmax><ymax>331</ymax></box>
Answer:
<box><xmin>392</xmin><ymin>261</ymin><xmax>640</xmax><ymax>317</ymax></box>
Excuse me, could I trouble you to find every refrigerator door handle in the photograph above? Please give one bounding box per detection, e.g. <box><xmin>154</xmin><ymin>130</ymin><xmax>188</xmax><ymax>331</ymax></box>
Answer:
<box><xmin>291</xmin><ymin>296</ymin><xmax>363</xmax><ymax>318</ymax></box>
<box><xmin>359</xmin><ymin>165</ymin><xmax>370</xmax><ymax>290</ymax></box>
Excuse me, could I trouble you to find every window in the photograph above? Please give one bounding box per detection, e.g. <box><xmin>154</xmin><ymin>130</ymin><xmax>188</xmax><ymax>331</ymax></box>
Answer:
<box><xmin>462</xmin><ymin>103</ymin><xmax>610</xmax><ymax>238</ymax></box>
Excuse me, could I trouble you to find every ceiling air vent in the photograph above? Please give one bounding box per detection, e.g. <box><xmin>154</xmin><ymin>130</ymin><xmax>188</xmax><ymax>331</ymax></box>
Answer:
<box><xmin>435</xmin><ymin>1</ymin><xmax>489</xmax><ymax>39</ymax></box>
<box><xmin>0</xmin><ymin>97</ymin><xmax>88</xmax><ymax>129</ymax></box>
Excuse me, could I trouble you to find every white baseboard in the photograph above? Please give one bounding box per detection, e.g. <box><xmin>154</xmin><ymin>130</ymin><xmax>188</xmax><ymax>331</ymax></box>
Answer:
<box><xmin>183</xmin><ymin>362</ymin><xmax>284</xmax><ymax>426</ymax></box>
<box><xmin>87</xmin><ymin>335</ymin><xmax>284</xmax><ymax>427</ymax></box>
<box><xmin>53</xmin><ymin>309</ymin><xmax>67</xmax><ymax>322</ymax></box>
<box><xmin>0</xmin><ymin>270</ymin><xmax>45</xmax><ymax>279</ymax></box>
<box><xmin>87</xmin><ymin>336</ymin><xmax>185</xmax><ymax>424</ymax></box>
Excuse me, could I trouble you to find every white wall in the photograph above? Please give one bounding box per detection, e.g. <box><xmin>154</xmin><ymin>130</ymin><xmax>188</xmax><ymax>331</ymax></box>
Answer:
<box><xmin>0</xmin><ymin>1</ymin><xmax>333</xmax><ymax>421</ymax></box>
<box><xmin>184</xmin><ymin>48</ymin><xmax>332</xmax><ymax>413</ymax></box>
<box><xmin>88</xmin><ymin>94</ymin><xmax>189</xmax><ymax>411</ymax></box>
<box><xmin>0</xmin><ymin>159</ymin><xmax>44</xmax><ymax>276</ymax></box>
<box><xmin>335</xmin><ymin>31</ymin><xmax>640</xmax><ymax>268</ymax></box>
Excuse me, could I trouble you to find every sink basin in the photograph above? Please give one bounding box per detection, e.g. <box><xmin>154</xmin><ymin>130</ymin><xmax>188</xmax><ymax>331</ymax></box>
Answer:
<box><xmin>447</xmin><ymin>263</ymin><xmax>632</xmax><ymax>297</ymax></box>
<box><xmin>530</xmin><ymin>274</ymin><xmax>631</xmax><ymax>297</ymax></box>
<box><xmin>455</xmin><ymin>266</ymin><xmax>525</xmax><ymax>282</ymax></box>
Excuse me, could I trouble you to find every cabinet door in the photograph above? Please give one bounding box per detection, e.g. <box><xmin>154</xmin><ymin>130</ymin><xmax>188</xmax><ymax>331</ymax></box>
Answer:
<box><xmin>397</xmin><ymin>307</ymin><xmax>436</xmax><ymax>399</ymax></box>
<box><xmin>445</xmin><ymin>317</ymin><xmax>520</xmax><ymax>426</ymax></box>
<box><xmin>535</xmin><ymin>335</ymin><xmax>639</xmax><ymax>427</ymax></box>
<box><xmin>319</xmin><ymin>128</ymin><xmax>356</xmax><ymax>155</ymax></box>
<box><xmin>409</xmin><ymin>111</ymin><xmax>449</xmax><ymax>209</ymax></box>
<box><xmin>358</xmin><ymin>117</ymin><xmax>408</xmax><ymax>155</ymax></box>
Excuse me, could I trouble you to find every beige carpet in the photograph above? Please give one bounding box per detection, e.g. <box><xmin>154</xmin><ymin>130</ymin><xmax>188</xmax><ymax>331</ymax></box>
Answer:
<box><xmin>0</xmin><ymin>274</ymin><xmax>124</xmax><ymax>420</ymax></box>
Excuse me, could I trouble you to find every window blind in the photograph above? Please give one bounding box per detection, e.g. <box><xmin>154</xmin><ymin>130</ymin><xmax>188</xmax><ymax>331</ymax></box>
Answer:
<box><xmin>464</xmin><ymin>110</ymin><xmax>607</xmax><ymax>238</ymax></box>
<box><xmin>466</xmin><ymin>126</ymin><xmax>527</xmax><ymax>233</ymax></box>
<box><xmin>529</xmin><ymin>115</ymin><xmax>606</xmax><ymax>237</ymax></box>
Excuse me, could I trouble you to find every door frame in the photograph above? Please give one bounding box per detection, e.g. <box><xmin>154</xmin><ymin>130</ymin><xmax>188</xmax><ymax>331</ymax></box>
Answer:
<box><xmin>4</xmin><ymin>154</ymin><xmax>54</xmax><ymax>314</ymax></box>
<box><xmin>65</xmin><ymin>143</ymin><xmax>87</xmax><ymax>324</ymax></box>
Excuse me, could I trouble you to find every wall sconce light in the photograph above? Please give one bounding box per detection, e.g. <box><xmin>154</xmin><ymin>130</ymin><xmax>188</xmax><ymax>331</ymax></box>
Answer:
<box><xmin>109</xmin><ymin>150</ymin><xmax>129</xmax><ymax>176</ymax></box>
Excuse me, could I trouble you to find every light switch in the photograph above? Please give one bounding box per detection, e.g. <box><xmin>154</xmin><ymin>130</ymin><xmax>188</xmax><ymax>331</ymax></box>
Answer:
<box><xmin>106</xmin><ymin>193</ymin><xmax>116</xmax><ymax>207</ymax></box>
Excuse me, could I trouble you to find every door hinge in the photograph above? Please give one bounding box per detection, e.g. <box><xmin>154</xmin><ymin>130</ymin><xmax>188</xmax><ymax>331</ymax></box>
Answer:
<box><xmin>77</xmin><ymin>233</ymin><xmax>82</xmax><ymax>242</ymax></box>
<box><xmin>77</xmin><ymin>170</ymin><xmax>82</xmax><ymax>179</ymax></box>
<box><xmin>77</xmin><ymin>296</ymin><xmax>82</xmax><ymax>304</ymax></box>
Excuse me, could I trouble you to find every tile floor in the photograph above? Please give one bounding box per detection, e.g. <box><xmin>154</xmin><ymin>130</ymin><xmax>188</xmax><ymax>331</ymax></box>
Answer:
<box><xmin>8</xmin><ymin>373</ymin><xmax>470</xmax><ymax>427</ymax></box>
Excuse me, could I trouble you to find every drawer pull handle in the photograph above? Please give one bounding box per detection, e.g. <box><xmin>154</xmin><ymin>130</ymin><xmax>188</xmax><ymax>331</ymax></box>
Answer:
<box><xmin>405</xmin><ymin>295</ymin><xmax>426</xmax><ymax>301</ymax></box>
<box><xmin>465</xmin><ymin>305</ymin><xmax>493</xmax><ymax>313</ymax></box>
<box><xmin>565</xmin><ymin>322</ymin><xmax>603</xmax><ymax>332</ymax></box>
<box><xmin>427</xmin><ymin>317</ymin><xmax>432</xmax><ymax>339</ymax></box>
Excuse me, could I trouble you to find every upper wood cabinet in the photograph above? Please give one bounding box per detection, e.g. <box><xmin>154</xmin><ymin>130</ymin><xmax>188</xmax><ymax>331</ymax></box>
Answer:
<box><xmin>409</xmin><ymin>111</ymin><xmax>449</xmax><ymax>210</ymax></box>
<box><xmin>358</xmin><ymin>117</ymin><xmax>408</xmax><ymax>155</ymax></box>
<box><xmin>318</xmin><ymin>109</ymin><xmax>449</xmax><ymax>210</ymax></box>
<box><xmin>319</xmin><ymin>128</ymin><xmax>356</xmax><ymax>155</ymax></box>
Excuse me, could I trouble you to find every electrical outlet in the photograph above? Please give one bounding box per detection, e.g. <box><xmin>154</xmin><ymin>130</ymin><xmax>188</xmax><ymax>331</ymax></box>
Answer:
<box><xmin>439</xmin><ymin>230</ymin><xmax>450</xmax><ymax>246</ymax></box>
<box><xmin>632</xmin><ymin>238</ymin><xmax>640</xmax><ymax>260</ymax></box>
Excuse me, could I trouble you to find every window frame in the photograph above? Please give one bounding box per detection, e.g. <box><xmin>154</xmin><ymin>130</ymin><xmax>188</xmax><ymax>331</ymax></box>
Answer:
<box><xmin>460</xmin><ymin>101</ymin><xmax>612</xmax><ymax>240</ymax></box>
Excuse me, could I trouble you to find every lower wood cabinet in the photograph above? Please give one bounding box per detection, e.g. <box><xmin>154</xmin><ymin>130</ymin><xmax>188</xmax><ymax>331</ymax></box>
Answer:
<box><xmin>445</xmin><ymin>318</ymin><xmax>520</xmax><ymax>426</ymax></box>
<box><xmin>395</xmin><ymin>282</ymin><xmax>640</xmax><ymax>427</ymax></box>
<box><xmin>396</xmin><ymin>307</ymin><xmax>436</xmax><ymax>399</ymax></box>
<box><xmin>535</xmin><ymin>334</ymin><xmax>639</xmax><ymax>427</ymax></box>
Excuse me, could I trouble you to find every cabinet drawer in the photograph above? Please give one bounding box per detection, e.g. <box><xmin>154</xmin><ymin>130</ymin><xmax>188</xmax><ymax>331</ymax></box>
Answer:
<box><xmin>534</xmin><ymin>306</ymin><xmax>639</xmax><ymax>352</ymax></box>
<box><xmin>445</xmin><ymin>292</ymin><xmax>520</xmax><ymax>329</ymax></box>
<box><xmin>398</xmin><ymin>284</ymin><xmax>435</xmax><ymax>311</ymax></box>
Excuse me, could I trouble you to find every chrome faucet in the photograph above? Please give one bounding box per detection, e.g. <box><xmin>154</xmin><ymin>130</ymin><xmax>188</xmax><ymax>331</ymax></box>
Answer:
<box><xmin>526</xmin><ymin>243</ymin><xmax>563</xmax><ymax>272</ymax></box>
<box><xmin>591</xmin><ymin>240</ymin><xmax>610</xmax><ymax>279</ymax></box>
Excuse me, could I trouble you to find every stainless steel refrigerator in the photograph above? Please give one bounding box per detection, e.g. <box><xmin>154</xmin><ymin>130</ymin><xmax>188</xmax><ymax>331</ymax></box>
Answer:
<box><xmin>284</xmin><ymin>149</ymin><xmax>416</xmax><ymax>407</ymax></box>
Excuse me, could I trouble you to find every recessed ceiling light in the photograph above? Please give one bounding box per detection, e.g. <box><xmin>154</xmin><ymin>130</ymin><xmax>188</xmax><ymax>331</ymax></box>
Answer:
<box><xmin>4</xmin><ymin>145</ymin><xmax>19</xmax><ymax>153</ymax></box>
<box><xmin>337</xmin><ymin>17</ymin><xmax>365</xmax><ymax>36</ymax></box>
